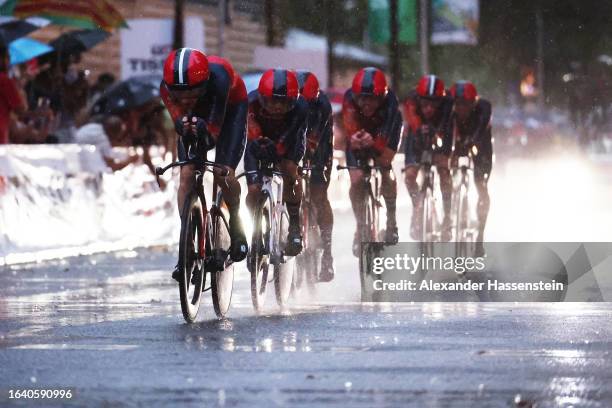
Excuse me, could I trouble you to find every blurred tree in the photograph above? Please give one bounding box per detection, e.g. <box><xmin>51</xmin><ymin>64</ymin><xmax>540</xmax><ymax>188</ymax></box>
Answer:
<box><xmin>272</xmin><ymin>0</ymin><xmax>612</xmax><ymax>105</ymax></box>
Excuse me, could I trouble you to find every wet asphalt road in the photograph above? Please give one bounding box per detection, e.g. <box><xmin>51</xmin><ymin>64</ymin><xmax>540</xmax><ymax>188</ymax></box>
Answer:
<box><xmin>2</xmin><ymin>155</ymin><xmax>612</xmax><ymax>407</ymax></box>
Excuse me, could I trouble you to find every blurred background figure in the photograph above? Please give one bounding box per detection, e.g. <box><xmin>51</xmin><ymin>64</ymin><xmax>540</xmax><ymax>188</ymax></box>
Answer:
<box><xmin>0</xmin><ymin>41</ymin><xmax>25</xmax><ymax>144</ymax></box>
<box><xmin>75</xmin><ymin>114</ymin><xmax>138</xmax><ymax>172</ymax></box>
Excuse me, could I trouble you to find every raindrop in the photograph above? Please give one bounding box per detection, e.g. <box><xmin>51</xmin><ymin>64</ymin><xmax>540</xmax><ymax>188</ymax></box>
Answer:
<box><xmin>478</xmin><ymin>383</ymin><xmax>485</xmax><ymax>396</ymax></box>
<box><xmin>218</xmin><ymin>389</ymin><xmax>226</xmax><ymax>406</ymax></box>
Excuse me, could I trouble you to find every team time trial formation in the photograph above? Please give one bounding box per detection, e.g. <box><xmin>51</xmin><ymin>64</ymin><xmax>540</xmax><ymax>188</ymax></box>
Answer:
<box><xmin>158</xmin><ymin>45</ymin><xmax>495</xmax><ymax>319</ymax></box>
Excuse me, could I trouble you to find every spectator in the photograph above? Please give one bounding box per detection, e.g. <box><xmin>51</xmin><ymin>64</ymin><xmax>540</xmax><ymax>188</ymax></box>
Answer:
<box><xmin>0</xmin><ymin>43</ymin><xmax>26</xmax><ymax>144</ymax></box>
<box><xmin>75</xmin><ymin>115</ymin><xmax>138</xmax><ymax>171</ymax></box>
<box><xmin>9</xmin><ymin>102</ymin><xmax>54</xmax><ymax>144</ymax></box>
<box><xmin>133</xmin><ymin>104</ymin><xmax>171</xmax><ymax>190</ymax></box>
<box><xmin>89</xmin><ymin>72</ymin><xmax>115</xmax><ymax>102</ymax></box>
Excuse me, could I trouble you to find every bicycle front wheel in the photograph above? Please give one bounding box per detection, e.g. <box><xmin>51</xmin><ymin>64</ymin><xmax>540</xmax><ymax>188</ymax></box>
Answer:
<box><xmin>178</xmin><ymin>192</ymin><xmax>205</xmax><ymax>323</ymax></box>
<box><xmin>275</xmin><ymin>208</ymin><xmax>294</xmax><ymax>308</ymax></box>
<box><xmin>421</xmin><ymin>186</ymin><xmax>435</xmax><ymax>257</ymax></box>
<box><xmin>210</xmin><ymin>190</ymin><xmax>234</xmax><ymax>318</ymax></box>
<box><xmin>249</xmin><ymin>195</ymin><xmax>271</xmax><ymax>313</ymax></box>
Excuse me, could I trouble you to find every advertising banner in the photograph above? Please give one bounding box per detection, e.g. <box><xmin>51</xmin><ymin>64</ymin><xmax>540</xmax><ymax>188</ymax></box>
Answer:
<box><xmin>120</xmin><ymin>17</ymin><xmax>205</xmax><ymax>79</ymax></box>
<box><xmin>431</xmin><ymin>0</ymin><xmax>479</xmax><ymax>45</ymax></box>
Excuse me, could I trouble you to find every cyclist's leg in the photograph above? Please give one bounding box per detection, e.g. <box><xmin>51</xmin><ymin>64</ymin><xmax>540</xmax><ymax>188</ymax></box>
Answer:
<box><xmin>214</xmin><ymin>100</ymin><xmax>249</xmax><ymax>261</ymax></box>
<box><xmin>347</xmin><ymin>148</ymin><xmax>366</xmax><ymax>254</ymax></box>
<box><xmin>278</xmin><ymin>133</ymin><xmax>305</xmax><ymax>256</ymax></box>
<box><xmin>375</xmin><ymin>146</ymin><xmax>399</xmax><ymax>243</ymax></box>
<box><xmin>474</xmin><ymin>136</ymin><xmax>492</xmax><ymax>256</ymax></box>
<box><xmin>279</xmin><ymin>158</ymin><xmax>303</xmax><ymax>256</ymax></box>
<box><xmin>174</xmin><ymin>136</ymin><xmax>197</xmax><ymax>280</ymax></box>
<box><xmin>311</xmin><ymin>153</ymin><xmax>334</xmax><ymax>280</ymax></box>
<box><xmin>177</xmin><ymin>135</ymin><xmax>196</xmax><ymax>214</ymax></box>
<box><xmin>404</xmin><ymin>134</ymin><xmax>422</xmax><ymax>240</ymax></box>
<box><xmin>244</xmin><ymin>140</ymin><xmax>263</xmax><ymax>212</ymax></box>
<box><xmin>434</xmin><ymin>153</ymin><xmax>452</xmax><ymax>241</ymax></box>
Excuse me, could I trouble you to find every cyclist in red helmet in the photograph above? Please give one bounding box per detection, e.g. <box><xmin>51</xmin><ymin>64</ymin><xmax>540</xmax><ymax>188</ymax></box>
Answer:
<box><xmin>160</xmin><ymin>48</ymin><xmax>248</xmax><ymax>281</ymax></box>
<box><xmin>403</xmin><ymin>74</ymin><xmax>454</xmax><ymax>241</ymax></box>
<box><xmin>342</xmin><ymin>67</ymin><xmax>403</xmax><ymax>255</ymax></box>
<box><xmin>296</xmin><ymin>70</ymin><xmax>335</xmax><ymax>281</ymax></box>
<box><xmin>244</xmin><ymin>69</ymin><xmax>309</xmax><ymax>256</ymax></box>
<box><xmin>449</xmin><ymin>81</ymin><xmax>493</xmax><ymax>256</ymax></box>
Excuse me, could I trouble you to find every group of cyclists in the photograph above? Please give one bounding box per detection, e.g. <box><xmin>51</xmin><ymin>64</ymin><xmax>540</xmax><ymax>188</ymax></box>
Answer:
<box><xmin>160</xmin><ymin>47</ymin><xmax>493</xmax><ymax>283</ymax></box>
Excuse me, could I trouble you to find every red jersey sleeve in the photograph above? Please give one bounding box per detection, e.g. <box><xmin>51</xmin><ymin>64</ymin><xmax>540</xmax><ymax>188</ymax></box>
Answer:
<box><xmin>247</xmin><ymin>105</ymin><xmax>263</xmax><ymax>141</ymax></box>
<box><xmin>403</xmin><ymin>97</ymin><xmax>421</xmax><ymax>133</ymax></box>
<box><xmin>341</xmin><ymin>96</ymin><xmax>360</xmax><ymax>137</ymax></box>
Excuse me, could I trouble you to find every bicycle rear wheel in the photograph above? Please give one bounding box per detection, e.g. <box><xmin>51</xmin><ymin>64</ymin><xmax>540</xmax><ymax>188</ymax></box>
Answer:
<box><xmin>249</xmin><ymin>195</ymin><xmax>271</xmax><ymax>312</ymax></box>
<box><xmin>178</xmin><ymin>192</ymin><xmax>205</xmax><ymax>323</ymax></box>
<box><xmin>210</xmin><ymin>190</ymin><xmax>234</xmax><ymax>318</ymax></box>
<box><xmin>294</xmin><ymin>202</ymin><xmax>317</xmax><ymax>296</ymax></box>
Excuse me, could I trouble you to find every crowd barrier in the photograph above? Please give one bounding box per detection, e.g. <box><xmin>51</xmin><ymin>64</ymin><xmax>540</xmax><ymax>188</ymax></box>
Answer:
<box><xmin>0</xmin><ymin>144</ymin><xmax>179</xmax><ymax>266</ymax></box>
<box><xmin>0</xmin><ymin>144</ymin><xmax>409</xmax><ymax>266</ymax></box>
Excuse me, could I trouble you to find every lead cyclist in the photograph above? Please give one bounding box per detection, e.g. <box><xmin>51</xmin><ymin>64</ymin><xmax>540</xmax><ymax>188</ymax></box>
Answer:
<box><xmin>160</xmin><ymin>48</ymin><xmax>249</xmax><ymax>281</ymax></box>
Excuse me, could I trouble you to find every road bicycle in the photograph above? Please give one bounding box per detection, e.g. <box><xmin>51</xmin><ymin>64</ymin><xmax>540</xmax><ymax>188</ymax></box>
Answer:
<box><xmin>292</xmin><ymin>160</ymin><xmax>324</xmax><ymax>296</ymax></box>
<box><xmin>451</xmin><ymin>153</ymin><xmax>477</xmax><ymax>260</ymax></box>
<box><xmin>239</xmin><ymin>161</ymin><xmax>294</xmax><ymax>312</ymax></box>
<box><xmin>156</xmin><ymin>157</ymin><xmax>234</xmax><ymax>323</ymax></box>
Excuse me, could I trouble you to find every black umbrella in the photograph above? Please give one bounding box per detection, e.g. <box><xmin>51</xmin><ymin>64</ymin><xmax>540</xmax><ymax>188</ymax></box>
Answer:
<box><xmin>91</xmin><ymin>75</ymin><xmax>162</xmax><ymax>115</ymax></box>
<box><xmin>0</xmin><ymin>17</ymin><xmax>48</xmax><ymax>44</ymax></box>
<box><xmin>49</xmin><ymin>29</ymin><xmax>110</xmax><ymax>55</ymax></box>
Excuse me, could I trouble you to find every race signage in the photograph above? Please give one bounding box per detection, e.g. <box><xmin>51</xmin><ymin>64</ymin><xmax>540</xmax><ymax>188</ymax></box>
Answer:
<box><xmin>120</xmin><ymin>17</ymin><xmax>205</xmax><ymax>79</ymax></box>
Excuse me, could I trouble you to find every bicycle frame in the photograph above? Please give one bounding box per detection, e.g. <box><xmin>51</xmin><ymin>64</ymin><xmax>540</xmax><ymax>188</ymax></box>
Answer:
<box><xmin>239</xmin><ymin>162</ymin><xmax>287</xmax><ymax>264</ymax></box>
<box><xmin>155</xmin><ymin>157</ymin><xmax>229</xmax><ymax>265</ymax></box>
<box><xmin>337</xmin><ymin>159</ymin><xmax>386</xmax><ymax>242</ymax></box>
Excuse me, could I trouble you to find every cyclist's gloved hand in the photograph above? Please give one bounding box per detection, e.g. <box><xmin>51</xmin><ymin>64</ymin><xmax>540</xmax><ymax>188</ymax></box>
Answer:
<box><xmin>251</xmin><ymin>137</ymin><xmax>278</xmax><ymax>162</ymax></box>
<box><xmin>189</xmin><ymin>116</ymin><xmax>215</xmax><ymax>149</ymax></box>
<box><xmin>349</xmin><ymin>130</ymin><xmax>369</xmax><ymax>150</ymax></box>
<box><xmin>174</xmin><ymin>116</ymin><xmax>190</xmax><ymax>137</ymax></box>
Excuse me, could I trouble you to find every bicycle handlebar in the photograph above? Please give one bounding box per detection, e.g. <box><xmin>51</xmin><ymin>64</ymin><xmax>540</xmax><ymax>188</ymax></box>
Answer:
<box><xmin>154</xmin><ymin>158</ymin><xmax>229</xmax><ymax>187</ymax></box>
<box><xmin>235</xmin><ymin>168</ymin><xmax>287</xmax><ymax>179</ymax></box>
<box><xmin>336</xmin><ymin>164</ymin><xmax>391</xmax><ymax>171</ymax></box>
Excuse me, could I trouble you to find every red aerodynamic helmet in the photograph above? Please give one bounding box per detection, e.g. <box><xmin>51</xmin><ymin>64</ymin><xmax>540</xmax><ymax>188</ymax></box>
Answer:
<box><xmin>258</xmin><ymin>69</ymin><xmax>299</xmax><ymax>114</ymax></box>
<box><xmin>163</xmin><ymin>48</ymin><xmax>210</xmax><ymax>91</ymax></box>
<box><xmin>416</xmin><ymin>75</ymin><xmax>446</xmax><ymax>99</ymax></box>
<box><xmin>352</xmin><ymin>67</ymin><xmax>388</xmax><ymax>97</ymax></box>
<box><xmin>450</xmin><ymin>80</ymin><xmax>478</xmax><ymax>102</ymax></box>
<box><xmin>296</xmin><ymin>70</ymin><xmax>320</xmax><ymax>101</ymax></box>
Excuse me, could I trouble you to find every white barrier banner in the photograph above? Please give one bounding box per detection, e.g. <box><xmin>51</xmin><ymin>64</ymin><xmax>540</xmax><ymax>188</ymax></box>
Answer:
<box><xmin>0</xmin><ymin>145</ymin><xmax>179</xmax><ymax>265</ymax></box>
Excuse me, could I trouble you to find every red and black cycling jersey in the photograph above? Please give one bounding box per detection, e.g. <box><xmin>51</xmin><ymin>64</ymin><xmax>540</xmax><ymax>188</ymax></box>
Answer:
<box><xmin>160</xmin><ymin>55</ymin><xmax>247</xmax><ymax>138</ymax></box>
<box><xmin>403</xmin><ymin>90</ymin><xmax>453</xmax><ymax>153</ymax></box>
<box><xmin>342</xmin><ymin>89</ymin><xmax>402</xmax><ymax>153</ymax></box>
<box><xmin>452</xmin><ymin>98</ymin><xmax>492</xmax><ymax>148</ymax></box>
<box><xmin>451</xmin><ymin>98</ymin><xmax>493</xmax><ymax>178</ymax></box>
<box><xmin>247</xmin><ymin>89</ymin><xmax>309</xmax><ymax>156</ymax></box>
<box><xmin>304</xmin><ymin>91</ymin><xmax>333</xmax><ymax>158</ymax></box>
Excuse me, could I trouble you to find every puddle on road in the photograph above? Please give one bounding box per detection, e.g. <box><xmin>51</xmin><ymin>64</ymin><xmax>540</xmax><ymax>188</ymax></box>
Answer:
<box><xmin>10</xmin><ymin>344</ymin><xmax>140</xmax><ymax>351</ymax></box>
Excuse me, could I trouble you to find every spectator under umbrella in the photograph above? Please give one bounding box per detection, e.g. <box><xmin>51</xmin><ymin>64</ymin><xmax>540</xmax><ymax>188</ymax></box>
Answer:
<box><xmin>0</xmin><ymin>42</ymin><xmax>25</xmax><ymax>144</ymax></box>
